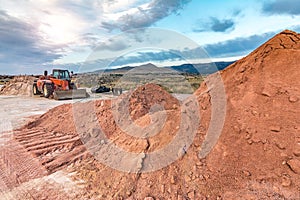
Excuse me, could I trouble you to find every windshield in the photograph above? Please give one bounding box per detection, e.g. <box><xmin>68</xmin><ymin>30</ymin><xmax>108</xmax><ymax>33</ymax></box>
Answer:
<box><xmin>53</xmin><ymin>70</ymin><xmax>70</xmax><ymax>79</ymax></box>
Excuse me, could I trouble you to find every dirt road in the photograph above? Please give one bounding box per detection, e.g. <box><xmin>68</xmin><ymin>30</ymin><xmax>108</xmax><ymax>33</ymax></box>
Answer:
<box><xmin>0</xmin><ymin>95</ymin><xmax>75</xmax><ymax>132</ymax></box>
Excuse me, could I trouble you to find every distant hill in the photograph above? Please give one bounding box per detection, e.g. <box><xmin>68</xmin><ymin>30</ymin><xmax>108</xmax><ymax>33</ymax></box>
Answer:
<box><xmin>91</xmin><ymin>61</ymin><xmax>235</xmax><ymax>75</ymax></box>
<box><xmin>91</xmin><ymin>66</ymin><xmax>134</xmax><ymax>74</ymax></box>
<box><xmin>166</xmin><ymin>61</ymin><xmax>235</xmax><ymax>75</ymax></box>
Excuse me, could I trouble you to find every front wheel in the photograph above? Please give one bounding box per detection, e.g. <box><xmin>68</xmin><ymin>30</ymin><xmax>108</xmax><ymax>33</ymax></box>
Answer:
<box><xmin>32</xmin><ymin>84</ymin><xmax>41</xmax><ymax>95</ymax></box>
<box><xmin>43</xmin><ymin>84</ymin><xmax>53</xmax><ymax>98</ymax></box>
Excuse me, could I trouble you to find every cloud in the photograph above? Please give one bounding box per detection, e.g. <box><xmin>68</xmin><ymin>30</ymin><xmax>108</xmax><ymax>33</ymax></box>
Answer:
<box><xmin>0</xmin><ymin>10</ymin><xmax>63</xmax><ymax>74</ymax></box>
<box><xmin>203</xmin><ymin>32</ymin><xmax>275</xmax><ymax>58</ymax></box>
<box><xmin>101</xmin><ymin>0</ymin><xmax>191</xmax><ymax>31</ymax></box>
<box><xmin>98</xmin><ymin>32</ymin><xmax>273</xmax><ymax>67</ymax></box>
<box><xmin>95</xmin><ymin>37</ymin><xmax>131</xmax><ymax>51</ymax></box>
<box><xmin>56</xmin><ymin>0</ymin><xmax>99</xmax><ymax>20</ymax></box>
<box><xmin>193</xmin><ymin>17</ymin><xmax>235</xmax><ymax>33</ymax></box>
<box><xmin>263</xmin><ymin>0</ymin><xmax>300</xmax><ymax>15</ymax></box>
<box><xmin>59</xmin><ymin>31</ymin><xmax>280</xmax><ymax>73</ymax></box>
<box><xmin>110</xmin><ymin>51</ymin><xmax>182</xmax><ymax>66</ymax></box>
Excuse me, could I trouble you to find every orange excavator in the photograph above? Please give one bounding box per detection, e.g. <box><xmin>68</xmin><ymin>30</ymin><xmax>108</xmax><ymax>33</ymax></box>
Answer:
<box><xmin>33</xmin><ymin>69</ymin><xmax>88</xmax><ymax>100</ymax></box>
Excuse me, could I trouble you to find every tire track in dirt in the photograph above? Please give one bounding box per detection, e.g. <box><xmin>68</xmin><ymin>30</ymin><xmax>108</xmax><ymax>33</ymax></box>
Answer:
<box><xmin>13</xmin><ymin>128</ymin><xmax>89</xmax><ymax>174</ymax></box>
<box><xmin>0</xmin><ymin>132</ymin><xmax>48</xmax><ymax>192</ymax></box>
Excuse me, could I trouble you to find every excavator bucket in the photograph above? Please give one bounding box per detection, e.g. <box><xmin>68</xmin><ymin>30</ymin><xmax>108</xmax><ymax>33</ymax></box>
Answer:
<box><xmin>53</xmin><ymin>89</ymin><xmax>88</xmax><ymax>100</ymax></box>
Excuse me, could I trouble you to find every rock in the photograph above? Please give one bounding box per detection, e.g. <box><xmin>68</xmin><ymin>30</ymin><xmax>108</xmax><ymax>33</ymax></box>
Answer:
<box><xmin>239</xmin><ymin>66</ymin><xmax>246</xmax><ymax>73</ymax></box>
<box><xmin>280</xmin><ymin>153</ymin><xmax>289</xmax><ymax>159</ymax></box>
<box><xmin>233</xmin><ymin>125</ymin><xmax>241</xmax><ymax>133</ymax></box>
<box><xmin>287</xmin><ymin>159</ymin><xmax>300</xmax><ymax>174</ymax></box>
<box><xmin>242</xmin><ymin>170</ymin><xmax>251</xmax><ymax>176</ymax></box>
<box><xmin>289</xmin><ymin>95</ymin><xmax>298</xmax><ymax>103</ymax></box>
<box><xmin>187</xmin><ymin>190</ymin><xmax>195</xmax><ymax>199</ymax></box>
<box><xmin>91</xmin><ymin>128</ymin><xmax>100</xmax><ymax>137</ymax></box>
<box><xmin>170</xmin><ymin>175</ymin><xmax>176</xmax><ymax>184</ymax></box>
<box><xmin>281</xmin><ymin>175</ymin><xmax>292</xmax><ymax>187</ymax></box>
<box><xmin>275</xmin><ymin>142</ymin><xmax>286</xmax><ymax>150</ymax></box>
<box><xmin>251</xmin><ymin>110</ymin><xmax>258</xmax><ymax>116</ymax></box>
<box><xmin>167</xmin><ymin>186</ymin><xmax>171</xmax><ymax>194</ymax></box>
<box><xmin>177</xmin><ymin>195</ymin><xmax>184</xmax><ymax>200</ymax></box>
<box><xmin>177</xmin><ymin>147</ymin><xmax>187</xmax><ymax>158</ymax></box>
<box><xmin>184</xmin><ymin>175</ymin><xmax>191</xmax><ymax>182</ymax></box>
<box><xmin>261</xmin><ymin>90</ymin><xmax>272</xmax><ymax>97</ymax></box>
<box><xmin>245</xmin><ymin>132</ymin><xmax>252</xmax><ymax>140</ymax></box>
<box><xmin>172</xmin><ymin>104</ymin><xmax>178</xmax><ymax>109</ymax></box>
<box><xmin>293</xmin><ymin>145</ymin><xmax>300</xmax><ymax>157</ymax></box>
<box><xmin>270</xmin><ymin>126</ymin><xmax>281</xmax><ymax>132</ymax></box>
<box><xmin>144</xmin><ymin>197</ymin><xmax>154</xmax><ymax>200</ymax></box>
<box><xmin>160</xmin><ymin>184</ymin><xmax>165</xmax><ymax>193</ymax></box>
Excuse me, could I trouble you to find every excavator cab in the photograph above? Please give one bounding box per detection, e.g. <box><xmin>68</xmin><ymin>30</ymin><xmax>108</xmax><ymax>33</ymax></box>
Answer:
<box><xmin>52</xmin><ymin>69</ymin><xmax>70</xmax><ymax>80</ymax></box>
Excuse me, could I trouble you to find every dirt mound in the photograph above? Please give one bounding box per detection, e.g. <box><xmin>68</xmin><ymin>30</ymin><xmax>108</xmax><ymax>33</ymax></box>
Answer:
<box><xmin>6</xmin><ymin>30</ymin><xmax>300</xmax><ymax>199</ymax></box>
<box><xmin>194</xmin><ymin>29</ymin><xmax>300</xmax><ymax>198</ymax></box>
<box><xmin>0</xmin><ymin>76</ymin><xmax>35</xmax><ymax>96</ymax></box>
<box><xmin>128</xmin><ymin>83</ymin><xmax>180</xmax><ymax>120</ymax></box>
<box><xmin>25</xmin><ymin>104</ymin><xmax>77</xmax><ymax>135</ymax></box>
<box><xmin>13</xmin><ymin>83</ymin><xmax>181</xmax><ymax>173</ymax></box>
<box><xmin>72</xmin><ymin>29</ymin><xmax>299</xmax><ymax>199</ymax></box>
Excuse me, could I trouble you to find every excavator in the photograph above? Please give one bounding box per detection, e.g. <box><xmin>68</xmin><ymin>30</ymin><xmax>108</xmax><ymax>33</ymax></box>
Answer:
<box><xmin>33</xmin><ymin>69</ymin><xmax>88</xmax><ymax>100</ymax></box>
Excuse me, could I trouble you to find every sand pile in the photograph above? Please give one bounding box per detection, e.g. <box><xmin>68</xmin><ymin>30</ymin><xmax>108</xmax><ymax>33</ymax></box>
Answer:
<box><xmin>128</xmin><ymin>83</ymin><xmax>179</xmax><ymax>120</ymax></box>
<box><xmin>0</xmin><ymin>76</ymin><xmax>35</xmax><ymax>96</ymax></box>
<box><xmin>8</xmin><ymin>30</ymin><xmax>300</xmax><ymax>199</ymax></box>
<box><xmin>194</xmin><ymin>29</ymin><xmax>300</xmax><ymax>198</ymax></box>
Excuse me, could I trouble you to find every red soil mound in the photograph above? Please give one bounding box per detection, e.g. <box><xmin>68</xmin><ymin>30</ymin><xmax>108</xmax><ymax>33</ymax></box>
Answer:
<box><xmin>127</xmin><ymin>83</ymin><xmax>180</xmax><ymax>120</ymax></box>
<box><xmin>194</xmin><ymin>29</ymin><xmax>300</xmax><ymax>198</ymax></box>
<box><xmin>14</xmin><ymin>83</ymin><xmax>181</xmax><ymax>173</ymax></box>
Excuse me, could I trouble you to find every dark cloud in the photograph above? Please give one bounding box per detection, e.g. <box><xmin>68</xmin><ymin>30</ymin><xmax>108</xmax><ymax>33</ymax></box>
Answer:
<box><xmin>0</xmin><ymin>10</ymin><xmax>64</xmax><ymax>74</ymax></box>
<box><xmin>101</xmin><ymin>0</ymin><xmax>191</xmax><ymax>31</ymax></box>
<box><xmin>263</xmin><ymin>0</ymin><xmax>300</xmax><ymax>15</ymax></box>
<box><xmin>203</xmin><ymin>32</ymin><xmax>275</xmax><ymax>58</ymax></box>
<box><xmin>110</xmin><ymin>51</ymin><xmax>182</xmax><ymax>66</ymax></box>
<box><xmin>193</xmin><ymin>17</ymin><xmax>235</xmax><ymax>33</ymax></box>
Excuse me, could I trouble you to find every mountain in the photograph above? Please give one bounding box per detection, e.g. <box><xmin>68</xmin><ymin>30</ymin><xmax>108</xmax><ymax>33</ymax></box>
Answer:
<box><xmin>166</xmin><ymin>61</ymin><xmax>235</xmax><ymax>74</ymax></box>
<box><xmin>90</xmin><ymin>61</ymin><xmax>234</xmax><ymax>75</ymax></box>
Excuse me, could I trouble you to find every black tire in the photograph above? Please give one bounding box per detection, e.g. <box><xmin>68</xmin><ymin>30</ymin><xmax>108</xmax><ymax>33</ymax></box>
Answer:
<box><xmin>32</xmin><ymin>84</ymin><xmax>40</xmax><ymax>95</ymax></box>
<box><xmin>43</xmin><ymin>84</ymin><xmax>53</xmax><ymax>98</ymax></box>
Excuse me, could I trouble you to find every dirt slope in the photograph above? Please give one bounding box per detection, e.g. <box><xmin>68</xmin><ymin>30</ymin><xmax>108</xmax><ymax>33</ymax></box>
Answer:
<box><xmin>193</xmin><ymin>29</ymin><xmax>300</xmax><ymax>199</ymax></box>
<box><xmin>1</xmin><ymin>30</ymin><xmax>299</xmax><ymax>199</ymax></box>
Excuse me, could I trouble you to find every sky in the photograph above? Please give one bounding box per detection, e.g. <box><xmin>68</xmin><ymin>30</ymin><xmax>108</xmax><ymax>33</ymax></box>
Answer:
<box><xmin>0</xmin><ymin>0</ymin><xmax>300</xmax><ymax>74</ymax></box>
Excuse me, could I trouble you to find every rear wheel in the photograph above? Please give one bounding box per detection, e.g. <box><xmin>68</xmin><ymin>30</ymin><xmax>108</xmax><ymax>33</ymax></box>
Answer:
<box><xmin>43</xmin><ymin>84</ymin><xmax>53</xmax><ymax>98</ymax></box>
